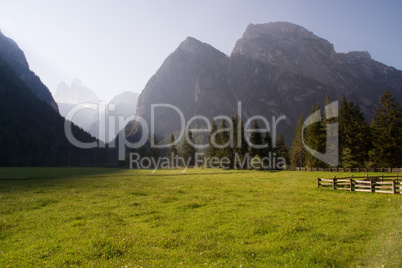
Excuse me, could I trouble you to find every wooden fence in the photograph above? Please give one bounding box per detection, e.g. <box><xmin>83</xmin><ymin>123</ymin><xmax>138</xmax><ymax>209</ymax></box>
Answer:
<box><xmin>296</xmin><ymin>167</ymin><xmax>402</xmax><ymax>173</ymax></box>
<box><xmin>317</xmin><ymin>174</ymin><xmax>401</xmax><ymax>195</ymax></box>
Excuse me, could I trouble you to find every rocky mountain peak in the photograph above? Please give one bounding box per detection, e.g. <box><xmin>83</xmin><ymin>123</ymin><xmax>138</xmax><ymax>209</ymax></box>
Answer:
<box><xmin>232</xmin><ymin>21</ymin><xmax>338</xmax><ymax>65</ymax></box>
<box><xmin>0</xmin><ymin>31</ymin><xmax>58</xmax><ymax>111</ymax></box>
<box><xmin>242</xmin><ymin>22</ymin><xmax>318</xmax><ymax>41</ymax></box>
<box><xmin>54</xmin><ymin>79</ymin><xmax>100</xmax><ymax>104</ymax></box>
<box><xmin>0</xmin><ymin>30</ymin><xmax>29</xmax><ymax>70</ymax></box>
<box><xmin>178</xmin><ymin>36</ymin><xmax>226</xmax><ymax>58</ymax></box>
<box><xmin>340</xmin><ymin>51</ymin><xmax>372</xmax><ymax>60</ymax></box>
<box><xmin>128</xmin><ymin>21</ymin><xmax>402</xmax><ymax>145</ymax></box>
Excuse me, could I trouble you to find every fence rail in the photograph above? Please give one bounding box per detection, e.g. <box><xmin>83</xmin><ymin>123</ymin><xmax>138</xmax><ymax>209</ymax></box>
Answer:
<box><xmin>317</xmin><ymin>174</ymin><xmax>401</xmax><ymax>195</ymax></box>
<box><xmin>296</xmin><ymin>167</ymin><xmax>402</xmax><ymax>173</ymax></box>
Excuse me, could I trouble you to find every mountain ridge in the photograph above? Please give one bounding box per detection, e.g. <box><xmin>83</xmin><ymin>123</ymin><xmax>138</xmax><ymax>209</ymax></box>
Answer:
<box><xmin>0</xmin><ymin>31</ymin><xmax>59</xmax><ymax>111</ymax></box>
<box><xmin>128</xmin><ymin>22</ymin><xmax>402</xmax><ymax>144</ymax></box>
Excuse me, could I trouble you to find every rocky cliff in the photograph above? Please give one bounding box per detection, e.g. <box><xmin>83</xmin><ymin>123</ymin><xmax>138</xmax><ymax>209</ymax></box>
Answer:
<box><xmin>0</xmin><ymin>31</ymin><xmax>59</xmax><ymax>111</ymax></box>
<box><xmin>128</xmin><ymin>22</ymin><xmax>402</xmax><ymax>143</ymax></box>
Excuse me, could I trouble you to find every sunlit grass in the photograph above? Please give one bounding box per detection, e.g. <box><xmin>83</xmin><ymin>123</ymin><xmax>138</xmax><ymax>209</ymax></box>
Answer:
<box><xmin>0</xmin><ymin>168</ymin><xmax>400</xmax><ymax>267</ymax></box>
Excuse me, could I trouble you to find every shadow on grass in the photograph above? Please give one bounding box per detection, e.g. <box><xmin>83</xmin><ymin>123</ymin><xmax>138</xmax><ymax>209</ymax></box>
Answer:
<box><xmin>0</xmin><ymin>167</ymin><xmax>126</xmax><ymax>180</ymax></box>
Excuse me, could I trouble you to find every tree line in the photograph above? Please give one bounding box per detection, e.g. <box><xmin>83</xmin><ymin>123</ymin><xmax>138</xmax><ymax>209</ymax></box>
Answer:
<box><xmin>163</xmin><ymin>116</ymin><xmax>290</xmax><ymax>169</ymax></box>
<box><xmin>158</xmin><ymin>90</ymin><xmax>401</xmax><ymax>169</ymax></box>
<box><xmin>290</xmin><ymin>90</ymin><xmax>402</xmax><ymax>168</ymax></box>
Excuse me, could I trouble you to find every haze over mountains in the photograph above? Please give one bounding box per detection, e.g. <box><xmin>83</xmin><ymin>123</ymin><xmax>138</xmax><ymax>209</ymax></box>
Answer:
<box><xmin>128</xmin><ymin>22</ymin><xmax>402</xmax><ymax>143</ymax></box>
<box><xmin>55</xmin><ymin>80</ymin><xmax>139</xmax><ymax>142</ymax></box>
<box><xmin>0</xmin><ymin>21</ymin><xmax>401</xmax><ymax>167</ymax></box>
<box><xmin>0</xmin><ymin>31</ymin><xmax>101</xmax><ymax>166</ymax></box>
<box><xmin>0</xmin><ymin>30</ymin><xmax>58</xmax><ymax>111</ymax></box>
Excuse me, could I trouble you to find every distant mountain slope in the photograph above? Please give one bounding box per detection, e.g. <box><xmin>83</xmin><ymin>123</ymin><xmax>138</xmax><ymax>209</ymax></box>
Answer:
<box><xmin>55</xmin><ymin>79</ymin><xmax>101</xmax><ymax>104</ymax></box>
<box><xmin>88</xmin><ymin>91</ymin><xmax>139</xmax><ymax>142</ymax></box>
<box><xmin>55</xmin><ymin>80</ymin><xmax>101</xmax><ymax>132</ymax></box>
<box><xmin>132</xmin><ymin>37</ymin><xmax>237</xmax><ymax>138</ymax></box>
<box><xmin>0</xmin><ymin>60</ymin><xmax>100</xmax><ymax>166</ymax></box>
<box><xmin>128</xmin><ymin>22</ymin><xmax>402</xmax><ymax>143</ymax></box>
<box><xmin>55</xmin><ymin>80</ymin><xmax>139</xmax><ymax>142</ymax></box>
<box><xmin>0</xmin><ymin>30</ymin><xmax>58</xmax><ymax>111</ymax></box>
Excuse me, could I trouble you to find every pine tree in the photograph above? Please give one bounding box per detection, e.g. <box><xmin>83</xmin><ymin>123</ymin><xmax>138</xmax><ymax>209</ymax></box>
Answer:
<box><xmin>216</xmin><ymin>120</ymin><xmax>232</xmax><ymax>162</ymax></box>
<box><xmin>338</xmin><ymin>95</ymin><xmax>372</xmax><ymax>167</ymax></box>
<box><xmin>338</xmin><ymin>95</ymin><xmax>350</xmax><ymax>166</ymax></box>
<box><xmin>262</xmin><ymin>131</ymin><xmax>273</xmax><ymax>159</ymax></box>
<box><xmin>305</xmin><ymin>105</ymin><xmax>327</xmax><ymax>168</ymax></box>
<box><xmin>290</xmin><ymin>115</ymin><xmax>306</xmax><ymax>168</ymax></box>
<box><xmin>322</xmin><ymin>95</ymin><xmax>339</xmax><ymax>167</ymax></box>
<box><xmin>205</xmin><ymin>120</ymin><xmax>218</xmax><ymax>159</ymax></box>
<box><xmin>231</xmin><ymin>115</ymin><xmax>249</xmax><ymax>169</ymax></box>
<box><xmin>249</xmin><ymin>120</ymin><xmax>264</xmax><ymax>158</ymax></box>
<box><xmin>167</xmin><ymin>134</ymin><xmax>178</xmax><ymax>168</ymax></box>
<box><xmin>182</xmin><ymin>130</ymin><xmax>196</xmax><ymax>166</ymax></box>
<box><xmin>275</xmin><ymin>133</ymin><xmax>290</xmax><ymax>169</ymax></box>
<box><xmin>370</xmin><ymin>90</ymin><xmax>402</xmax><ymax>167</ymax></box>
<box><xmin>147</xmin><ymin>135</ymin><xmax>160</xmax><ymax>167</ymax></box>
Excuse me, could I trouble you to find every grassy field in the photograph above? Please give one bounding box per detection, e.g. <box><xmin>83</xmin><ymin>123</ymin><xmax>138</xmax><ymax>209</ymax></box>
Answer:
<box><xmin>0</xmin><ymin>168</ymin><xmax>401</xmax><ymax>267</ymax></box>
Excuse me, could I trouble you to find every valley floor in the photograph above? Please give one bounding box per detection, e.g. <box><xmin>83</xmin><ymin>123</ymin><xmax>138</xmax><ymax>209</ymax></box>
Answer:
<box><xmin>0</xmin><ymin>168</ymin><xmax>400</xmax><ymax>267</ymax></box>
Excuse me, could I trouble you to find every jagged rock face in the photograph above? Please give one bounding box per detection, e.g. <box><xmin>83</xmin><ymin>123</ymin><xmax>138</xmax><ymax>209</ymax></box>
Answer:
<box><xmin>89</xmin><ymin>91</ymin><xmax>139</xmax><ymax>143</ymax></box>
<box><xmin>135</xmin><ymin>37</ymin><xmax>236</xmax><ymax>138</ymax></box>
<box><xmin>55</xmin><ymin>79</ymin><xmax>139</xmax><ymax>142</ymax></box>
<box><xmin>54</xmin><ymin>79</ymin><xmax>101</xmax><ymax>104</ymax></box>
<box><xmin>0</xmin><ymin>31</ymin><xmax>59</xmax><ymax>111</ymax></box>
<box><xmin>130</xmin><ymin>22</ymin><xmax>402</xmax><ymax>143</ymax></box>
<box><xmin>229</xmin><ymin>22</ymin><xmax>348</xmax><ymax>132</ymax></box>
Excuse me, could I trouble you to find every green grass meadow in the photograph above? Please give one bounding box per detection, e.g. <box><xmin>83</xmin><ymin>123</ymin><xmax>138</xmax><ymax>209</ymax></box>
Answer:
<box><xmin>0</xmin><ymin>168</ymin><xmax>401</xmax><ymax>267</ymax></box>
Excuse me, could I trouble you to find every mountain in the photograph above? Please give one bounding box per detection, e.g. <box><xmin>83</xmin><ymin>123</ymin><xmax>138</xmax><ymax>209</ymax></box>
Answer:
<box><xmin>55</xmin><ymin>81</ymin><xmax>139</xmax><ymax>142</ymax></box>
<box><xmin>55</xmin><ymin>79</ymin><xmax>101</xmax><ymax>132</ymax></box>
<box><xmin>133</xmin><ymin>37</ymin><xmax>237</xmax><ymax>139</ymax></box>
<box><xmin>88</xmin><ymin>91</ymin><xmax>139</xmax><ymax>142</ymax></box>
<box><xmin>55</xmin><ymin>79</ymin><xmax>101</xmax><ymax>104</ymax></box>
<box><xmin>0</xmin><ymin>60</ymin><xmax>101</xmax><ymax>166</ymax></box>
<box><xmin>0</xmin><ymin>30</ymin><xmax>58</xmax><ymax>111</ymax></box>
<box><xmin>128</xmin><ymin>22</ymin><xmax>402</xmax><ymax>144</ymax></box>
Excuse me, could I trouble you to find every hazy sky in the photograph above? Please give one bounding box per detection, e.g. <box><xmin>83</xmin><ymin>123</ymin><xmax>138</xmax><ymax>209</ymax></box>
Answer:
<box><xmin>1</xmin><ymin>0</ymin><xmax>401</xmax><ymax>101</ymax></box>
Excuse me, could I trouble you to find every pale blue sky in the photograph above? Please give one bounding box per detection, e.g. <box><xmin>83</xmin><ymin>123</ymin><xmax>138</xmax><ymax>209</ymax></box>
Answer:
<box><xmin>1</xmin><ymin>0</ymin><xmax>401</xmax><ymax>101</ymax></box>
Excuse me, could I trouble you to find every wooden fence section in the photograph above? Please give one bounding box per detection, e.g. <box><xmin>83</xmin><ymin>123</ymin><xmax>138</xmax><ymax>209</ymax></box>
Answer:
<box><xmin>297</xmin><ymin>167</ymin><xmax>402</xmax><ymax>173</ymax></box>
<box><xmin>317</xmin><ymin>174</ymin><xmax>401</xmax><ymax>195</ymax></box>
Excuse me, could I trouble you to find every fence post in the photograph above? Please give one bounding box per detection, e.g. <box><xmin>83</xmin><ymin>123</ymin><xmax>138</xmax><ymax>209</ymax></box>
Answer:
<box><xmin>370</xmin><ymin>180</ymin><xmax>374</xmax><ymax>193</ymax></box>
<box><xmin>350</xmin><ymin>175</ymin><xmax>353</xmax><ymax>191</ymax></box>
<box><xmin>392</xmin><ymin>179</ymin><xmax>396</xmax><ymax>195</ymax></box>
<box><xmin>381</xmin><ymin>174</ymin><xmax>383</xmax><ymax>182</ymax></box>
<box><xmin>332</xmin><ymin>176</ymin><xmax>336</xmax><ymax>190</ymax></box>
<box><xmin>317</xmin><ymin>178</ymin><xmax>320</xmax><ymax>188</ymax></box>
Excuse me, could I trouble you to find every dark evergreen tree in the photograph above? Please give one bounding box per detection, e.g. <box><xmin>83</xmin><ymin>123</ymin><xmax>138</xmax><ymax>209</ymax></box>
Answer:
<box><xmin>305</xmin><ymin>105</ymin><xmax>327</xmax><ymax>168</ymax></box>
<box><xmin>322</xmin><ymin>95</ymin><xmax>339</xmax><ymax>167</ymax></box>
<box><xmin>338</xmin><ymin>95</ymin><xmax>372</xmax><ymax>167</ymax></box>
<box><xmin>275</xmin><ymin>133</ymin><xmax>290</xmax><ymax>169</ymax></box>
<box><xmin>338</xmin><ymin>95</ymin><xmax>350</xmax><ymax>166</ymax></box>
<box><xmin>249</xmin><ymin>120</ymin><xmax>264</xmax><ymax>158</ymax></box>
<box><xmin>216</xmin><ymin>120</ymin><xmax>232</xmax><ymax>163</ymax></box>
<box><xmin>147</xmin><ymin>135</ymin><xmax>160</xmax><ymax>160</ymax></box>
<box><xmin>231</xmin><ymin>115</ymin><xmax>249</xmax><ymax>168</ymax></box>
<box><xmin>167</xmin><ymin>134</ymin><xmax>178</xmax><ymax>168</ymax></box>
<box><xmin>290</xmin><ymin>115</ymin><xmax>307</xmax><ymax>168</ymax></box>
<box><xmin>205</xmin><ymin>120</ymin><xmax>218</xmax><ymax>160</ymax></box>
<box><xmin>262</xmin><ymin>130</ymin><xmax>273</xmax><ymax>159</ymax></box>
<box><xmin>182</xmin><ymin>130</ymin><xmax>196</xmax><ymax>166</ymax></box>
<box><xmin>369</xmin><ymin>90</ymin><xmax>402</xmax><ymax>167</ymax></box>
